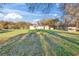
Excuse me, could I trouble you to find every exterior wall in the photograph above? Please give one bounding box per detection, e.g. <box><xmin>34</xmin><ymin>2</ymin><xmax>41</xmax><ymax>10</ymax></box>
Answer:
<box><xmin>68</xmin><ymin>27</ymin><xmax>77</xmax><ymax>32</ymax></box>
<box><xmin>45</xmin><ymin>26</ymin><xmax>49</xmax><ymax>30</ymax></box>
<box><xmin>29</xmin><ymin>26</ymin><xmax>36</xmax><ymax>30</ymax></box>
<box><xmin>36</xmin><ymin>26</ymin><xmax>44</xmax><ymax>29</ymax></box>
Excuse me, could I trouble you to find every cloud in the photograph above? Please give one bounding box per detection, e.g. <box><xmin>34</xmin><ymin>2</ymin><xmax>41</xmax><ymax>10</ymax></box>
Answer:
<box><xmin>33</xmin><ymin>19</ymin><xmax>40</xmax><ymax>22</ymax></box>
<box><xmin>4</xmin><ymin>13</ymin><xmax>22</xmax><ymax>19</ymax></box>
<box><xmin>1</xmin><ymin>8</ymin><xmax>60</xmax><ymax>16</ymax></box>
<box><xmin>0</xmin><ymin>13</ymin><xmax>4</xmax><ymax>20</ymax></box>
<box><xmin>30</xmin><ymin>19</ymin><xmax>41</xmax><ymax>24</ymax></box>
<box><xmin>0</xmin><ymin>13</ymin><xmax>4</xmax><ymax>16</ymax></box>
<box><xmin>1</xmin><ymin>8</ymin><xmax>42</xmax><ymax>16</ymax></box>
<box><xmin>3</xmin><ymin>13</ymin><xmax>23</xmax><ymax>22</ymax></box>
<box><xmin>0</xmin><ymin>8</ymin><xmax>62</xmax><ymax>22</ymax></box>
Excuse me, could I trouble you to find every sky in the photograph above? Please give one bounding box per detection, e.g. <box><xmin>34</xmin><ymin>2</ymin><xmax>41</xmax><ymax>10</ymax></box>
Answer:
<box><xmin>0</xmin><ymin>3</ymin><xmax>64</xmax><ymax>23</ymax></box>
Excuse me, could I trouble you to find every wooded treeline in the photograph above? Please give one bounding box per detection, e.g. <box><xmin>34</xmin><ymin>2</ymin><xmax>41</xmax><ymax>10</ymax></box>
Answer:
<box><xmin>0</xmin><ymin>21</ymin><xmax>31</xmax><ymax>29</ymax></box>
<box><xmin>0</xmin><ymin>19</ymin><xmax>61</xmax><ymax>29</ymax></box>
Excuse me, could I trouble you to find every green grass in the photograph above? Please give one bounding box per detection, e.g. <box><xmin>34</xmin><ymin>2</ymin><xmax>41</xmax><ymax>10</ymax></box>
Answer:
<box><xmin>0</xmin><ymin>29</ymin><xmax>79</xmax><ymax>56</ymax></box>
<box><xmin>0</xmin><ymin>29</ymin><xmax>29</xmax><ymax>44</ymax></box>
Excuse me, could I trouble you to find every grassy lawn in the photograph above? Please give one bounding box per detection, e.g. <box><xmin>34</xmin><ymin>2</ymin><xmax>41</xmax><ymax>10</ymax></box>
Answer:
<box><xmin>0</xmin><ymin>29</ymin><xmax>79</xmax><ymax>56</ymax></box>
<box><xmin>0</xmin><ymin>29</ymin><xmax>29</xmax><ymax>44</ymax></box>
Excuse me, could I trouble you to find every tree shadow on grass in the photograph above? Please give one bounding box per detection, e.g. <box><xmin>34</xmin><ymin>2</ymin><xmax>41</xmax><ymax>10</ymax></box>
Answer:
<box><xmin>45</xmin><ymin>34</ymin><xmax>75</xmax><ymax>56</ymax></box>
<box><xmin>0</xmin><ymin>29</ymin><xmax>12</xmax><ymax>34</ymax></box>
<box><xmin>0</xmin><ymin>33</ymin><xmax>26</xmax><ymax>45</ymax></box>
<box><xmin>0</xmin><ymin>31</ymin><xmax>44</xmax><ymax>56</ymax></box>
<box><xmin>43</xmin><ymin>30</ymin><xmax>79</xmax><ymax>45</ymax></box>
<box><xmin>0</xmin><ymin>33</ymin><xmax>27</xmax><ymax>56</ymax></box>
<box><xmin>57</xmin><ymin>31</ymin><xmax>79</xmax><ymax>36</ymax></box>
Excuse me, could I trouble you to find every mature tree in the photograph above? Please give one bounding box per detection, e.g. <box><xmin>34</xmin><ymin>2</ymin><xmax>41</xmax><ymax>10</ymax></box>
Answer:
<box><xmin>15</xmin><ymin>22</ymin><xmax>31</xmax><ymax>29</ymax></box>
<box><xmin>38</xmin><ymin>18</ymin><xmax>59</xmax><ymax>29</ymax></box>
<box><xmin>64</xmin><ymin>4</ymin><xmax>79</xmax><ymax>28</ymax></box>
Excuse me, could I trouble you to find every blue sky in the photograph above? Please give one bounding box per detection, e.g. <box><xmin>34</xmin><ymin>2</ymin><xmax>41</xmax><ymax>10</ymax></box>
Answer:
<box><xmin>0</xmin><ymin>3</ymin><xmax>64</xmax><ymax>22</ymax></box>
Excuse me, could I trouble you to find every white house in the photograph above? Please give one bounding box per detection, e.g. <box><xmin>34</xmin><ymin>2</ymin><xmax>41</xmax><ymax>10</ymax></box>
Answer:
<box><xmin>36</xmin><ymin>26</ymin><xmax>44</xmax><ymax>29</ymax></box>
<box><xmin>68</xmin><ymin>27</ymin><xmax>77</xmax><ymax>32</ymax></box>
<box><xmin>29</xmin><ymin>25</ymin><xmax>52</xmax><ymax>30</ymax></box>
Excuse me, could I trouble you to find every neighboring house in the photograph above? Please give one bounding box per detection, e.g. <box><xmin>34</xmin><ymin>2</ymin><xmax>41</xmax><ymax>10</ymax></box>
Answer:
<box><xmin>68</xmin><ymin>27</ymin><xmax>77</xmax><ymax>32</ymax></box>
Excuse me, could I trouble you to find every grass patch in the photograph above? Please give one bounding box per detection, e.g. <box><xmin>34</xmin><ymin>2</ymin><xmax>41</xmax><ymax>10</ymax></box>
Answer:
<box><xmin>0</xmin><ymin>29</ymin><xmax>29</xmax><ymax>44</ymax></box>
